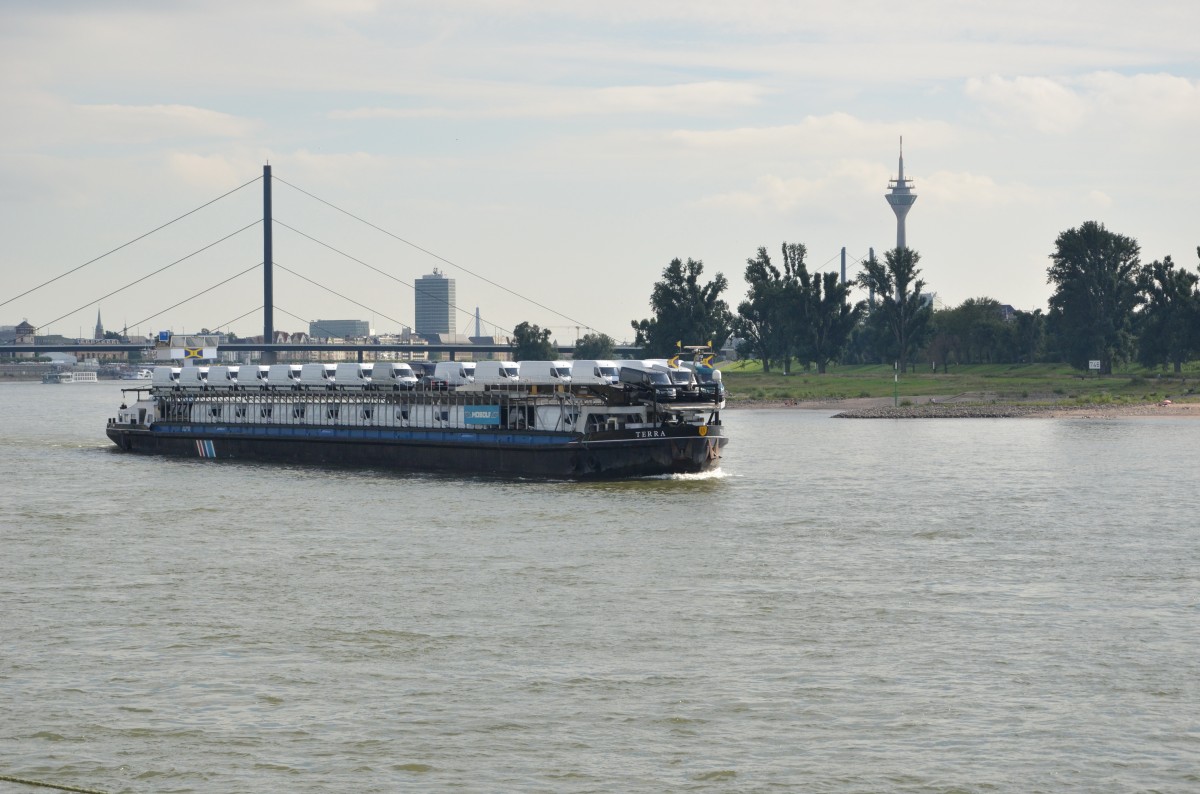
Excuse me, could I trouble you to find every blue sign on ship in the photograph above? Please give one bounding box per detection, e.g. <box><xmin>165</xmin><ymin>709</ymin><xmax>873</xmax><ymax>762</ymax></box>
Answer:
<box><xmin>464</xmin><ymin>405</ymin><xmax>501</xmax><ymax>426</ymax></box>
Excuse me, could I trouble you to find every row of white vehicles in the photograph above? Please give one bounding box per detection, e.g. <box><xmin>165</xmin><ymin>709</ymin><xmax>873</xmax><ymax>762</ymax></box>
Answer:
<box><xmin>150</xmin><ymin>359</ymin><xmax>629</xmax><ymax>392</ymax></box>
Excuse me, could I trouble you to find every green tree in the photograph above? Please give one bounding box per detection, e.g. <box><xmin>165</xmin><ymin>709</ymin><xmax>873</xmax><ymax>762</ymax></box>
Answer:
<box><xmin>1046</xmin><ymin>221</ymin><xmax>1141</xmax><ymax>375</ymax></box>
<box><xmin>926</xmin><ymin>314</ymin><xmax>956</xmax><ymax>372</ymax></box>
<box><xmin>934</xmin><ymin>298</ymin><xmax>1035</xmax><ymax>366</ymax></box>
<box><xmin>632</xmin><ymin>257</ymin><xmax>732</xmax><ymax>357</ymax></box>
<box><xmin>574</xmin><ymin>332</ymin><xmax>615</xmax><ymax>360</ymax></box>
<box><xmin>732</xmin><ymin>244</ymin><xmax>804</xmax><ymax>373</ymax></box>
<box><xmin>842</xmin><ymin>313</ymin><xmax>886</xmax><ymax>365</ymax></box>
<box><xmin>801</xmin><ymin>270</ymin><xmax>864</xmax><ymax>374</ymax></box>
<box><xmin>511</xmin><ymin>321</ymin><xmax>556</xmax><ymax>361</ymax></box>
<box><xmin>1007</xmin><ymin>309</ymin><xmax>1045</xmax><ymax>364</ymax></box>
<box><xmin>950</xmin><ymin>298</ymin><xmax>1007</xmax><ymax>363</ymax></box>
<box><xmin>856</xmin><ymin>247</ymin><xmax>932</xmax><ymax>373</ymax></box>
<box><xmin>1135</xmin><ymin>253</ymin><xmax>1200</xmax><ymax>373</ymax></box>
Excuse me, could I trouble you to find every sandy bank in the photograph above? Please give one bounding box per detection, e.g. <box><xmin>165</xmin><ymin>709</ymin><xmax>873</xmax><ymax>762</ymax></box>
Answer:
<box><xmin>726</xmin><ymin>396</ymin><xmax>1199</xmax><ymax>419</ymax></box>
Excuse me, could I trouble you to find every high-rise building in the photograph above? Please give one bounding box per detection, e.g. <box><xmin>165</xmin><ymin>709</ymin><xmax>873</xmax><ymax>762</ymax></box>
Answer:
<box><xmin>885</xmin><ymin>137</ymin><xmax>917</xmax><ymax>249</ymax></box>
<box><xmin>309</xmin><ymin>319</ymin><xmax>370</xmax><ymax>339</ymax></box>
<box><xmin>414</xmin><ymin>269</ymin><xmax>455</xmax><ymax>338</ymax></box>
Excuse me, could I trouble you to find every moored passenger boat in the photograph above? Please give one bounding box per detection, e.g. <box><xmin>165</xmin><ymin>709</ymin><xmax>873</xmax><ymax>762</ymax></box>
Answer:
<box><xmin>44</xmin><ymin>370</ymin><xmax>99</xmax><ymax>384</ymax></box>
<box><xmin>106</xmin><ymin>361</ymin><xmax>727</xmax><ymax>479</ymax></box>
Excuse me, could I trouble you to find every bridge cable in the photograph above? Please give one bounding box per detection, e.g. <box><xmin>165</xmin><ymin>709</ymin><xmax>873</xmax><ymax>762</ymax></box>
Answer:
<box><xmin>126</xmin><ymin>262</ymin><xmax>262</xmax><ymax>330</ymax></box>
<box><xmin>212</xmin><ymin>305</ymin><xmax>263</xmax><ymax>334</ymax></box>
<box><xmin>273</xmin><ymin>219</ymin><xmax>513</xmax><ymax>337</ymax></box>
<box><xmin>273</xmin><ymin>305</ymin><xmax>341</xmax><ymax>336</ymax></box>
<box><xmin>34</xmin><ymin>220</ymin><xmax>262</xmax><ymax>333</ymax></box>
<box><xmin>272</xmin><ymin>177</ymin><xmax>599</xmax><ymax>334</ymax></box>
<box><xmin>273</xmin><ymin>261</ymin><xmax>413</xmax><ymax>334</ymax></box>
<box><xmin>271</xmin><ymin>304</ymin><xmax>421</xmax><ymax>345</ymax></box>
<box><xmin>1</xmin><ymin>175</ymin><xmax>262</xmax><ymax>310</ymax></box>
<box><xmin>274</xmin><ymin>304</ymin><xmax>379</xmax><ymax>346</ymax></box>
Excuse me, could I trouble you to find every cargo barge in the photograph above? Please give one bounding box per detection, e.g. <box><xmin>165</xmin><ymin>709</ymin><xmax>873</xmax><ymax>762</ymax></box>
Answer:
<box><xmin>106</xmin><ymin>362</ymin><xmax>726</xmax><ymax>479</ymax></box>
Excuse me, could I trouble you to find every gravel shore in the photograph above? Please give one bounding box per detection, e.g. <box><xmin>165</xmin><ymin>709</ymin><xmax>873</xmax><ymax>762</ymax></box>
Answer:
<box><xmin>725</xmin><ymin>396</ymin><xmax>1198</xmax><ymax>419</ymax></box>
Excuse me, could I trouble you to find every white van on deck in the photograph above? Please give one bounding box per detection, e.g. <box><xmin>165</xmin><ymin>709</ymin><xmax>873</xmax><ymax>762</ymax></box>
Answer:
<box><xmin>206</xmin><ymin>365</ymin><xmax>238</xmax><ymax>391</ymax></box>
<box><xmin>299</xmin><ymin>363</ymin><xmax>336</xmax><ymax>390</ymax></box>
<box><xmin>518</xmin><ymin>360</ymin><xmax>572</xmax><ymax>387</ymax></box>
<box><xmin>151</xmin><ymin>366</ymin><xmax>180</xmax><ymax>390</ymax></box>
<box><xmin>472</xmin><ymin>360</ymin><xmax>521</xmax><ymax>387</ymax></box>
<box><xmin>570</xmin><ymin>359</ymin><xmax>620</xmax><ymax>386</ymax></box>
<box><xmin>266</xmin><ymin>364</ymin><xmax>302</xmax><ymax>390</ymax></box>
<box><xmin>433</xmin><ymin>361</ymin><xmax>476</xmax><ymax>387</ymax></box>
<box><xmin>177</xmin><ymin>366</ymin><xmax>208</xmax><ymax>391</ymax></box>
<box><xmin>237</xmin><ymin>365</ymin><xmax>268</xmax><ymax>390</ymax></box>
<box><xmin>333</xmin><ymin>362</ymin><xmax>371</xmax><ymax>390</ymax></box>
<box><xmin>369</xmin><ymin>362</ymin><xmax>418</xmax><ymax>391</ymax></box>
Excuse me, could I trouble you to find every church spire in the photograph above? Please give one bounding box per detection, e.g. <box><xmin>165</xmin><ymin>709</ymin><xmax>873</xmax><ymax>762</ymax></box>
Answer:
<box><xmin>95</xmin><ymin>308</ymin><xmax>104</xmax><ymax>340</ymax></box>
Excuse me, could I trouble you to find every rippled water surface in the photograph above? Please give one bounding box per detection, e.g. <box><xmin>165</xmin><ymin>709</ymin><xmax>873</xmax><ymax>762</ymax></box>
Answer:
<box><xmin>2</xmin><ymin>382</ymin><xmax>1197</xmax><ymax>792</ymax></box>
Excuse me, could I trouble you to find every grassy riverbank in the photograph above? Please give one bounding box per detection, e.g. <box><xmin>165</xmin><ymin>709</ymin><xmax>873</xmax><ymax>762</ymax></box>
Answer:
<box><xmin>719</xmin><ymin>361</ymin><xmax>1200</xmax><ymax>406</ymax></box>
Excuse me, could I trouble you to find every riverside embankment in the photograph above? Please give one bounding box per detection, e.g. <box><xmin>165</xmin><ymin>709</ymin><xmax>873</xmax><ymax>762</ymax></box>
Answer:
<box><xmin>725</xmin><ymin>395</ymin><xmax>1198</xmax><ymax>419</ymax></box>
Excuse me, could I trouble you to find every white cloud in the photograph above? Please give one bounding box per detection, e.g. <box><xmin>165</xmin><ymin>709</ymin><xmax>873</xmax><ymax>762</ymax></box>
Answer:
<box><xmin>79</xmin><ymin>104</ymin><xmax>258</xmax><ymax>143</ymax></box>
<box><xmin>667</xmin><ymin>114</ymin><xmax>957</xmax><ymax>153</ymax></box>
<box><xmin>966</xmin><ymin>72</ymin><xmax>1200</xmax><ymax>135</ymax></box>
<box><xmin>166</xmin><ymin>152</ymin><xmax>249</xmax><ymax>191</ymax></box>
<box><xmin>920</xmin><ymin>170</ymin><xmax>1041</xmax><ymax>206</ymax></box>
<box><xmin>331</xmin><ymin>80</ymin><xmax>769</xmax><ymax>119</ymax></box>
<box><xmin>965</xmin><ymin>76</ymin><xmax>1088</xmax><ymax>134</ymax></box>
<box><xmin>695</xmin><ymin>161</ymin><xmax>880</xmax><ymax>213</ymax></box>
<box><xmin>0</xmin><ymin>94</ymin><xmax>261</xmax><ymax>150</ymax></box>
<box><xmin>1078</xmin><ymin>72</ymin><xmax>1200</xmax><ymax>125</ymax></box>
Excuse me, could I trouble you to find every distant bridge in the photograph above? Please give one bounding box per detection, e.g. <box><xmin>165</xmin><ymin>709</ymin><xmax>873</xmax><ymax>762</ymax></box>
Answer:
<box><xmin>5</xmin><ymin>164</ymin><xmax>629</xmax><ymax>364</ymax></box>
<box><xmin>2</xmin><ymin>342</ymin><xmax>644</xmax><ymax>361</ymax></box>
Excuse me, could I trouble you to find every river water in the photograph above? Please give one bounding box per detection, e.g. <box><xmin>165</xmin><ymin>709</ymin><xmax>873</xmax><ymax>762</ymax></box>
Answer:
<box><xmin>1</xmin><ymin>382</ymin><xmax>1197</xmax><ymax>793</ymax></box>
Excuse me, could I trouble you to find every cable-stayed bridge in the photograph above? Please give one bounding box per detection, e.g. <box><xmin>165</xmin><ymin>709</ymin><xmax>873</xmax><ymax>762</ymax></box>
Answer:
<box><xmin>3</xmin><ymin>165</ymin><xmax>640</xmax><ymax>362</ymax></box>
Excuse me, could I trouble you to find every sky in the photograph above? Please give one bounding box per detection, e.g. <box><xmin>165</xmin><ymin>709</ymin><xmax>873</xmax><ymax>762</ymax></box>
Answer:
<box><xmin>3</xmin><ymin>0</ymin><xmax>1199</xmax><ymax>344</ymax></box>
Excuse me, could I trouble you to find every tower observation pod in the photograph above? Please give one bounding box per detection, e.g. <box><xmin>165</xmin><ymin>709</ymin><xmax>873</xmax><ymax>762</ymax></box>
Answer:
<box><xmin>885</xmin><ymin>137</ymin><xmax>917</xmax><ymax>249</ymax></box>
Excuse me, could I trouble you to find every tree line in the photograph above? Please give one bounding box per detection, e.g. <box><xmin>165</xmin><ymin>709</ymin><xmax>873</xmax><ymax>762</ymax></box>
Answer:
<box><xmin>623</xmin><ymin>221</ymin><xmax>1200</xmax><ymax>375</ymax></box>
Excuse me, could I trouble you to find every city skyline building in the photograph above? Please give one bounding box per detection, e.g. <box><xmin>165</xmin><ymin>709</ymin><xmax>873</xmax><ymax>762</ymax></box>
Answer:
<box><xmin>885</xmin><ymin>137</ymin><xmax>917</xmax><ymax>250</ymax></box>
<box><xmin>414</xmin><ymin>268</ymin><xmax>456</xmax><ymax>339</ymax></box>
<box><xmin>308</xmin><ymin>319</ymin><xmax>370</xmax><ymax>339</ymax></box>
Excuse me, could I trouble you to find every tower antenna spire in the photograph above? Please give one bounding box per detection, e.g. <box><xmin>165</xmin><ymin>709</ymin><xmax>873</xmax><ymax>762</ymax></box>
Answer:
<box><xmin>885</xmin><ymin>137</ymin><xmax>917</xmax><ymax>249</ymax></box>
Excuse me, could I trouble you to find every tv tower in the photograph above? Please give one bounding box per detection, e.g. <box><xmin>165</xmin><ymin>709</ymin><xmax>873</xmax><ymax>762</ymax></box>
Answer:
<box><xmin>885</xmin><ymin>137</ymin><xmax>917</xmax><ymax>249</ymax></box>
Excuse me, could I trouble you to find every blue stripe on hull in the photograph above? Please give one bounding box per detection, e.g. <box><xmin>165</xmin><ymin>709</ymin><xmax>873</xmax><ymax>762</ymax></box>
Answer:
<box><xmin>158</xmin><ymin>422</ymin><xmax>575</xmax><ymax>447</ymax></box>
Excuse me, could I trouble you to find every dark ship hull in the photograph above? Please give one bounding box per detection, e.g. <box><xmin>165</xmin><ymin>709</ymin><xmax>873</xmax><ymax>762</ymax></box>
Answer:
<box><xmin>107</xmin><ymin>418</ymin><xmax>724</xmax><ymax>479</ymax></box>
